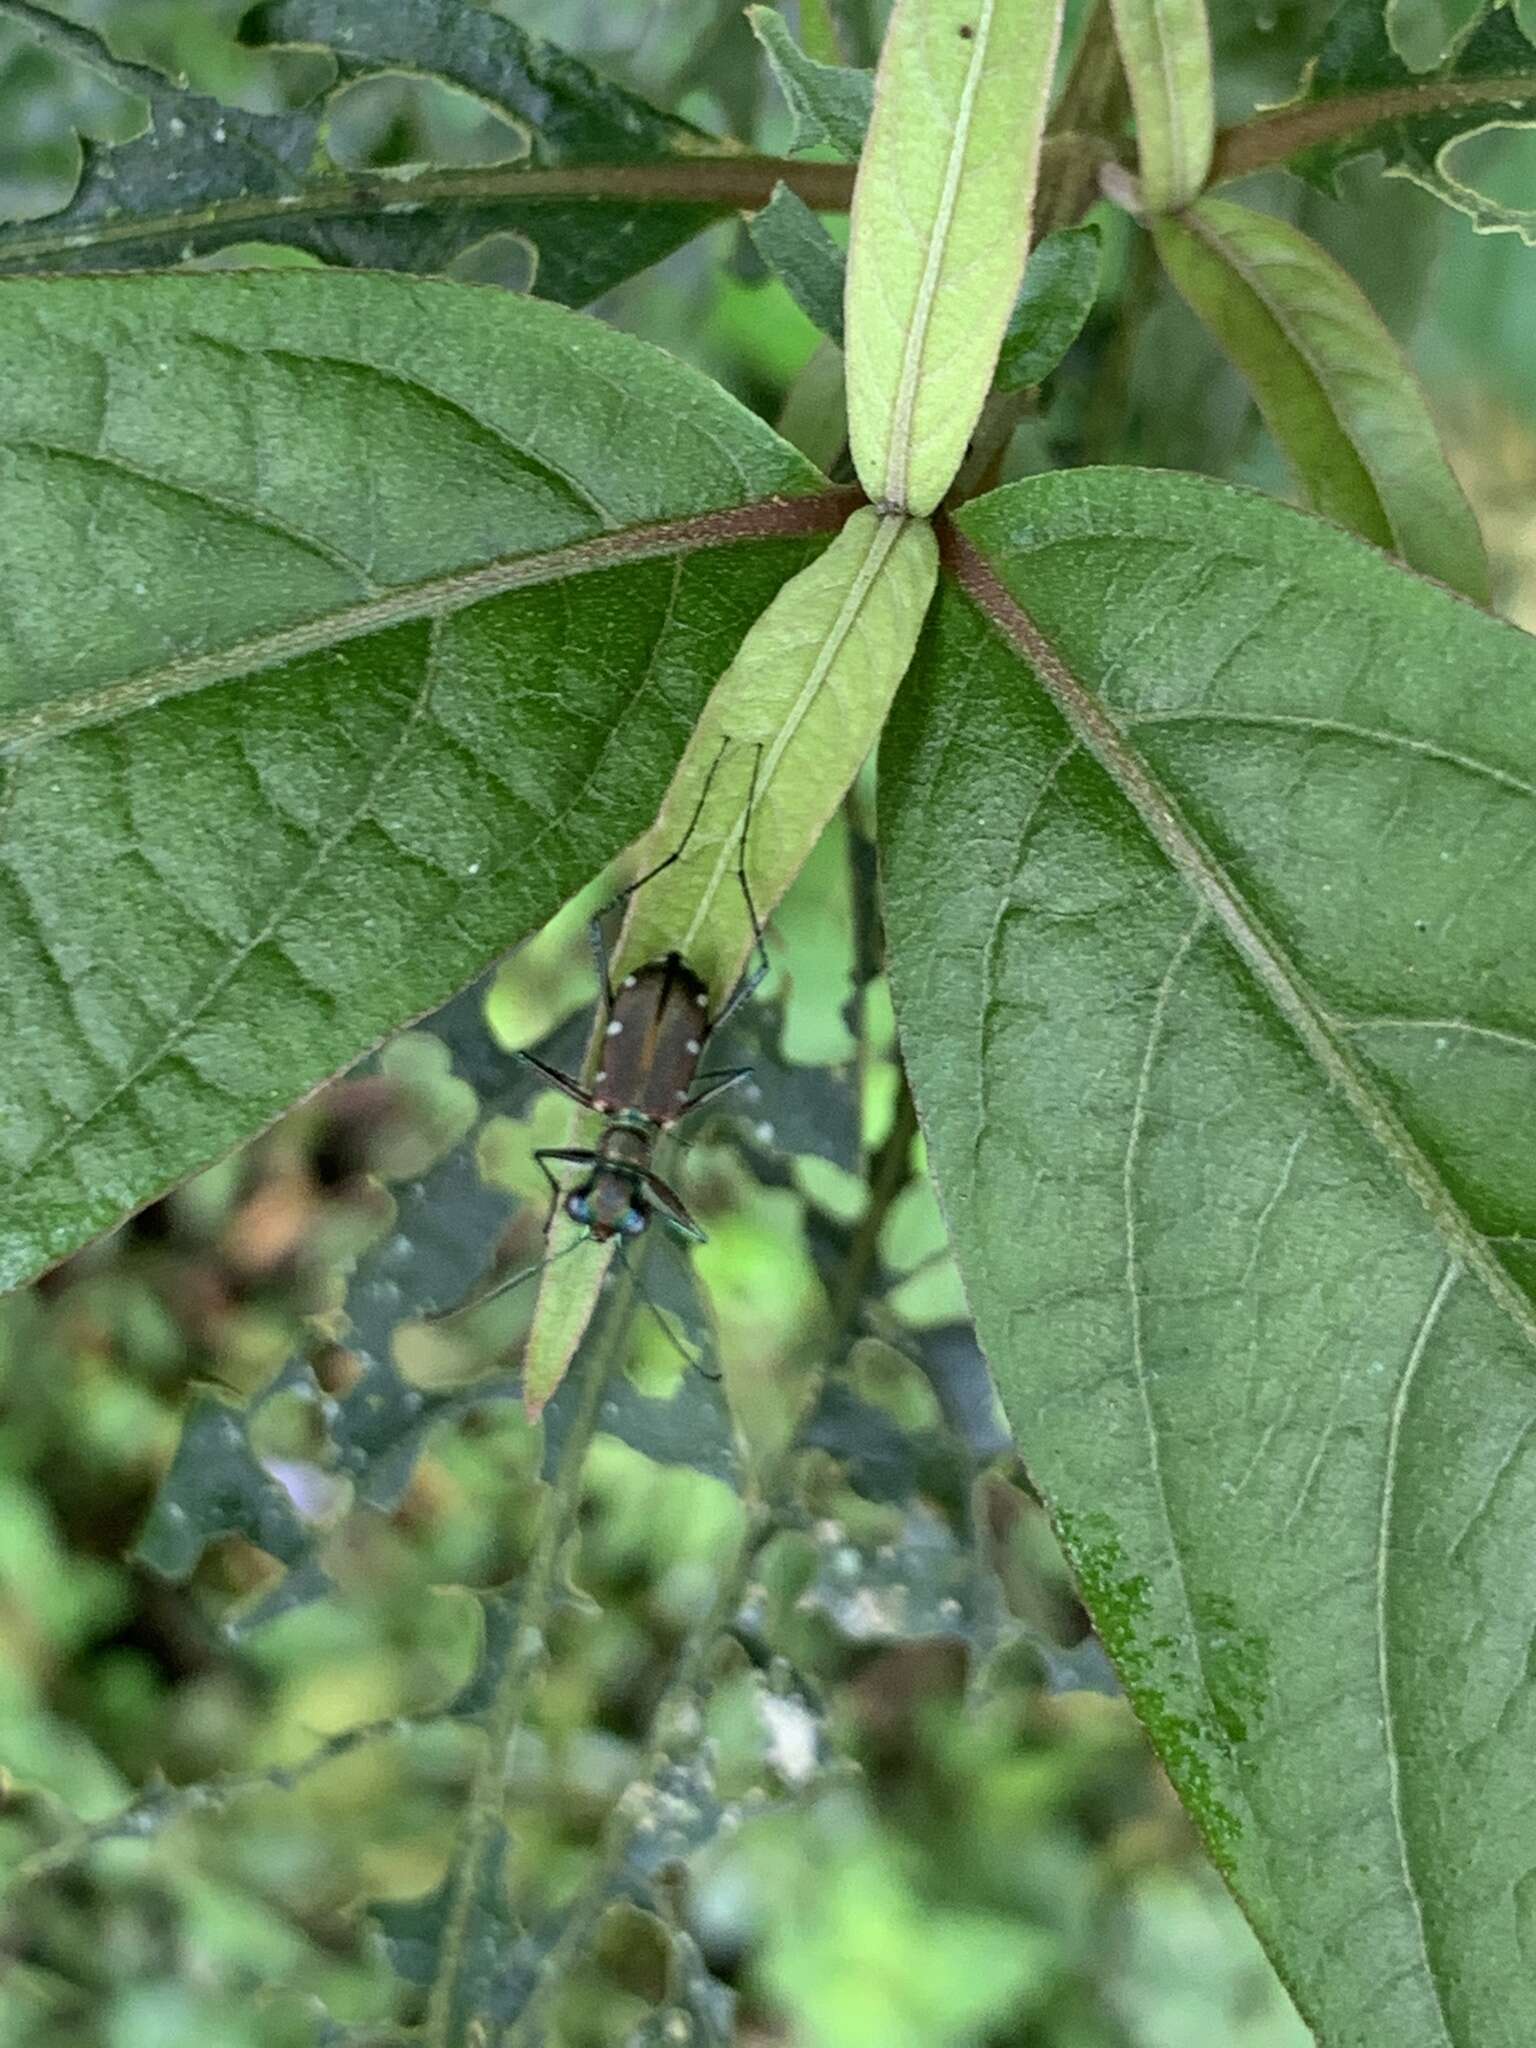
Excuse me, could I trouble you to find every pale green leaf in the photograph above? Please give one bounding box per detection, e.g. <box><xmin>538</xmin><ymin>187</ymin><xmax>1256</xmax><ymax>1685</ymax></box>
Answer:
<box><xmin>844</xmin><ymin>0</ymin><xmax>1064</xmax><ymax>517</ymax></box>
<box><xmin>748</xmin><ymin>181</ymin><xmax>846</xmax><ymax>344</ymax></box>
<box><xmin>1110</xmin><ymin>0</ymin><xmax>1215</xmax><ymax>210</ymax></box>
<box><xmin>0</xmin><ymin>271</ymin><xmax>839</xmax><ymax>1293</ymax></box>
<box><xmin>881</xmin><ymin>465</ymin><xmax>1536</xmax><ymax>2048</ymax></box>
<box><xmin>1153</xmin><ymin>198</ymin><xmax>1488</xmax><ymax>601</ymax></box>
<box><xmin>747</xmin><ymin>5</ymin><xmax>874</xmax><ymax>161</ymax></box>
<box><xmin>523</xmin><ymin>507</ymin><xmax>939</xmax><ymax>1411</ymax></box>
<box><xmin>996</xmin><ymin>223</ymin><xmax>1102</xmax><ymax>392</ymax></box>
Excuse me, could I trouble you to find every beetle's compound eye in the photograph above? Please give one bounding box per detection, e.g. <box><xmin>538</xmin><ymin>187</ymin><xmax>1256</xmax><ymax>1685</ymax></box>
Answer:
<box><xmin>620</xmin><ymin>1206</ymin><xmax>647</xmax><ymax>1238</ymax></box>
<box><xmin>567</xmin><ymin>1192</ymin><xmax>592</xmax><ymax>1226</ymax></box>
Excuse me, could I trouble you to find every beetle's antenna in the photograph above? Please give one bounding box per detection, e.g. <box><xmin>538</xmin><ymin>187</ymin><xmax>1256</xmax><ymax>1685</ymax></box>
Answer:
<box><xmin>613</xmin><ymin>1241</ymin><xmax>719</xmax><ymax>1381</ymax></box>
<box><xmin>425</xmin><ymin>1230</ymin><xmax>589</xmax><ymax>1325</ymax></box>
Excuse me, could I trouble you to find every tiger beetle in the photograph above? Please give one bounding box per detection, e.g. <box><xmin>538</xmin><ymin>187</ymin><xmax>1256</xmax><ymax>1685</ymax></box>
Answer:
<box><xmin>521</xmin><ymin>738</ymin><xmax>767</xmax><ymax>1252</ymax></box>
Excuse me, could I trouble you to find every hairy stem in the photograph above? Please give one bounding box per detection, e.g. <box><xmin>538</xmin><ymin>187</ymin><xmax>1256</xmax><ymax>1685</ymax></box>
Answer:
<box><xmin>1209</xmin><ymin>75</ymin><xmax>1536</xmax><ymax>185</ymax></box>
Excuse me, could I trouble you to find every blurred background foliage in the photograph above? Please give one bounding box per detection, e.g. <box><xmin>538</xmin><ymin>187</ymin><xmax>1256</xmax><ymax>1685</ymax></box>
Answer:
<box><xmin>1</xmin><ymin>1</ymin><xmax>1532</xmax><ymax>2043</ymax></box>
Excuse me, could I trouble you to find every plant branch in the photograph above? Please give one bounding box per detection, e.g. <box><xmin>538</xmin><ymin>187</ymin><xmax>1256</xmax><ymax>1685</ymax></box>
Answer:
<box><xmin>500</xmin><ymin>1486</ymin><xmax>787</xmax><ymax>2047</ymax></box>
<box><xmin>828</xmin><ymin>1066</ymin><xmax>920</xmax><ymax>1352</ymax></box>
<box><xmin>1209</xmin><ymin>76</ymin><xmax>1536</xmax><ymax>186</ymax></box>
<box><xmin>424</xmin><ymin>1331</ymin><xmax>616</xmax><ymax>2048</ymax></box>
<box><xmin>0</xmin><ymin>156</ymin><xmax>859</xmax><ymax>270</ymax></box>
<box><xmin>7</xmin><ymin>1711</ymin><xmax>438</xmax><ymax>1889</ymax></box>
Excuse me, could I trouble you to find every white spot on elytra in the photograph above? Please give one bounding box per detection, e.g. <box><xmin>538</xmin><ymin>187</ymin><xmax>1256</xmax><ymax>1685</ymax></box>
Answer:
<box><xmin>606</xmin><ymin>1019</ymin><xmax>623</xmax><ymax>1037</ymax></box>
<box><xmin>685</xmin><ymin>1038</ymin><xmax>701</xmax><ymax>1055</ymax></box>
<box><xmin>623</xmin><ymin>974</ymin><xmax>637</xmax><ymax>989</ymax></box>
<box><xmin>695</xmin><ymin>991</ymin><xmax>708</xmax><ymax>1008</ymax></box>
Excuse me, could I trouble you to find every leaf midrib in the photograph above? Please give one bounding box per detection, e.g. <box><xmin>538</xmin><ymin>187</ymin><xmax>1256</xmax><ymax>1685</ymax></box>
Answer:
<box><xmin>0</xmin><ymin>491</ymin><xmax>860</xmax><ymax>754</ymax></box>
<box><xmin>942</xmin><ymin>520</ymin><xmax>1536</xmax><ymax>1359</ymax></box>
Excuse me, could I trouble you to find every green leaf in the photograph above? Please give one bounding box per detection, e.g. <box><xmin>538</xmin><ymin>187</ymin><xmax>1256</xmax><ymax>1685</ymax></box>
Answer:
<box><xmin>747</xmin><ymin>5</ymin><xmax>874</xmax><ymax>161</ymax></box>
<box><xmin>747</xmin><ymin>180</ymin><xmax>846</xmax><ymax>344</ymax></box>
<box><xmin>1278</xmin><ymin>0</ymin><xmax>1536</xmax><ymax>243</ymax></box>
<box><xmin>522</xmin><ymin>506</ymin><xmax>939</xmax><ymax>1411</ymax></box>
<box><xmin>1109</xmin><ymin>0</ymin><xmax>1216</xmax><ymax>210</ymax></box>
<box><xmin>995</xmin><ymin>223</ymin><xmax>1102</xmax><ymax>392</ymax></box>
<box><xmin>0</xmin><ymin>0</ymin><xmax>725</xmax><ymax>303</ymax></box>
<box><xmin>1153</xmin><ymin>198</ymin><xmax>1488</xmax><ymax>601</ymax></box>
<box><xmin>845</xmin><ymin>0</ymin><xmax>1066</xmax><ymax>516</ymax></box>
<box><xmin>616</xmin><ymin>509</ymin><xmax>939</xmax><ymax>1013</ymax></box>
<box><xmin>881</xmin><ymin>465</ymin><xmax>1536</xmax><ymax>2048</ymax></box>
<box><xmin>0</xmin><ymin>270</ymin><xmax>843</xmax><ymax>1294</ymax></box>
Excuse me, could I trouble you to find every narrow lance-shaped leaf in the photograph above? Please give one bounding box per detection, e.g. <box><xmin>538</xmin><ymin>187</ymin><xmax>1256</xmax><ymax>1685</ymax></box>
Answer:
<box><xmin>0</xmin><ymin>0</ymin><xmax>730</xmax><ymax>304</ymax></box>
<box><xmin>1110</xmin><ymin>0</ymin><xmax>1216</xmax><ymax>210</ymax></box>
<box><xmin>0</xmin><ymin>270</ymin><xmax>846</xmax><ymax>1294</ymax></box>
<box><xmin>881</xmin><ymin>465</ymin><xmax>1536</xmax><ymax>2048</ymax></box>
<box><xmin>747</xmin><ymin>5</ymin><xmax>874</xmax><ymax>161</ymax></box>
<box><xmin>523</xmin><ymin>508</ymin><xmax>939</xmax><ymax>1414</ymax></box>
<box><xmin>844</xmin><ymin>0</ymin><xmax>1065</xmax><ymax>517</ymax></box>
<box><xmin>1153</xmin><ymin>197</ymin><xmax>1489</xmax><ymax>601</ymax></box>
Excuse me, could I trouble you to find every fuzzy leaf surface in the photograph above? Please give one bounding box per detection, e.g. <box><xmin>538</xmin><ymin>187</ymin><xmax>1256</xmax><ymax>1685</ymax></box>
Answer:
<box><xmin>747</xmin><ymin>4</ymin><xmax>873</xmax><ymax>161</ymax></box>
<box><xmin>748</xmin><ymin>180</ymin><xmax>846</xmax><ymax>344</ymax></box>
<box><xmin>1109</xmin><ymin>0</ymin><xmax>1215</xmax><ymax>209</ymax></box>
<box><xmin>1153</xmin><ymin>198</ymin><xmax>1487</xmax><ymax>600</ymax></box>
<box><xmin>844</xmin><ymin>0</ymin><xmax>1064</xmax><ymax>515</ymax></box>
<box><xmin>0</xmin><ymin>270</ymin><xmax>837</xmax><ymax>1292</ymax></box>
<box><xmin>881</xmin><ymin>467</ymin><xmax>1536</xmax><ymax>2048</ymax></box>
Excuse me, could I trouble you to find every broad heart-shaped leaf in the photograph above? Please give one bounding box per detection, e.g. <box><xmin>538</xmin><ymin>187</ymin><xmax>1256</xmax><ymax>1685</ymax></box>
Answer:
<box><xmin>844</xmin><ymin>0</ymin><xmax>1064</xmax><ymax>517</ymax></box>
<box><xmin>881</xmin><ymin>468</ymin><xmax>1536</xmax><ymax>2048</ymax></box>
<box><xmin>1152</xmin><ymin>198</ymin><xmax>1488</xmax><ymax>602</ymax></box>
<box><xmin>1277</xmin><ymin>0</ymin><xmax>1536</xmax><ymax>243</ymax></box>
<box><xmin>0</xmin><ymin>0</ymin><xmax>723</xmax><ymax>303</ymax></box>
<box><xmin>0</xmin><ymin>270</ymin><xmax>845</xmax><ymax>1295</ymax></box>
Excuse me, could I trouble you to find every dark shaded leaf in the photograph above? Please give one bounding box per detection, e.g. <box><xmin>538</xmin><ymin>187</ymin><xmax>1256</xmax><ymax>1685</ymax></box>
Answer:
<box><xmin>747</xmin><ymin>178</ymin><xmax>845</xmax><ymax>343</ymax></box>
<box><xmin>0</xmin><ymin>0</ymin><xmax>727</xmax><ymax>300</ymax></box>
<box><xmin>995</xmin><ymin>223</ymin><xmax>1100</xmax><ymax>392</ymax></box>
<box><xmin>1286</xmin><ymin>0</ymin><xmax>1536</xmax><ymax>241</ymax></box>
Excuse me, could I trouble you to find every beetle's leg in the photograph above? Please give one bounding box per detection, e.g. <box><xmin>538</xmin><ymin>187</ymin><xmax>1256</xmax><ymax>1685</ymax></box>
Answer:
<box><xmin>588</xmin><ymin>737</ymin><xmax>735</xmax><ymax>1001</ymax></box>
<box><xmin>633</xmin><ymin>1167</ymin><xmax>707</xmax><ymax>1243</ymax></box>
<box><xmin>680</xmin><ymin>1065</ymin><xmax>755</xmax><ymax>1118</ymax></box>
<box><xmin>708</xmin><ymin>741</ymin><xmax>769</xmax><ymax>1031</ymax></box>
<box><xmin>520</xmin><ymin>1050</ymin><xmax>600</xmax><ymax>1112</ymax></box>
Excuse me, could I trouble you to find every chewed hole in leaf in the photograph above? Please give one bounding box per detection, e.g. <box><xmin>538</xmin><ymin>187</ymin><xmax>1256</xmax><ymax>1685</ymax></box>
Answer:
<box><xmin>322</xmin><ymin>71</ymin><xmax>532</xmax><ymax>173</ymax></box>
<box><xmin>1437</xmin><ymin>121</ymin><xmax>1536</xmax><ymax>226</ymax></box>
<box><xmin>0</xmin><ymin>35</ymin><xmax>145</xmax><ymax>222</ymax></box>
<box><xmin>447</xmin><ymin>229</ymin><xmax>540</xmax><ymax>293</ymax></box>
